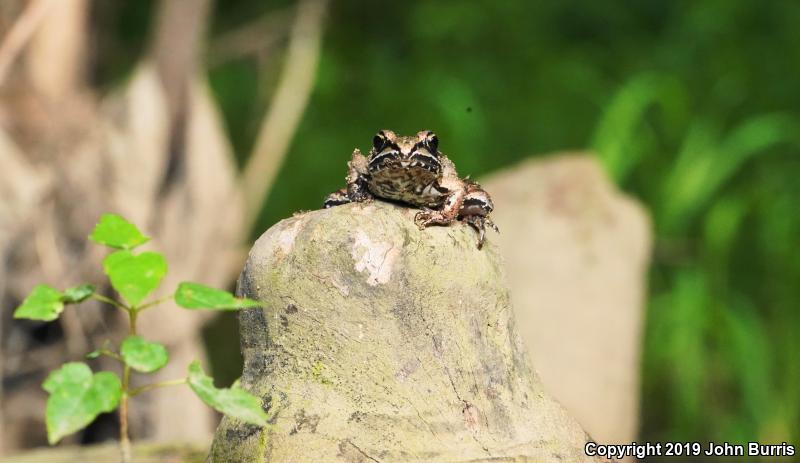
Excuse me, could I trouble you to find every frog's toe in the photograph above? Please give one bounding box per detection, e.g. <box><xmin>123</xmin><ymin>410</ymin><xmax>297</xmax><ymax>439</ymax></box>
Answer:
<box><xmin>474</xmin><ymin>226</ymin><xmax>486</xmax><ymax>249</ymax></box>
<box><xmin>324</xmin><ymin>189</ymin><xmax>350</xmax><ymax>208</ymax></box>
<box><xmin>414</xmin><ymin>210</ymin><xmax>433</xmax><ymax>229</ymax></box>
<box><xmin>350</xmin><ymin>190</ymin><xmax>372</xmax><ymax>203</ymax></box>
<box><xmin>463</xmin><ymin>215</ymin><xmax>493</xmax><ymax>249</ymax></box>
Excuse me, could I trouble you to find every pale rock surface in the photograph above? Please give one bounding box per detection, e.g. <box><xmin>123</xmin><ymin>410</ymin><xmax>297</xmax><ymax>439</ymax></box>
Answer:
<box><xmin>208</xmin><ymin>201</ymin><xmax>600</xmax><ymax>462</ymax></box>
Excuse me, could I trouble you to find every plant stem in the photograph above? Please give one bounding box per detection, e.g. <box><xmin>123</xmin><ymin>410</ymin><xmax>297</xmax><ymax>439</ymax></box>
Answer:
<box><xmin>129</xmin><ymin>378</ymin><xmax>187</xmax><ymax>397</ymax></box>
<box><xmin>120</xmin><ymin>365</ymin><xmax>131</xmax><ymax>463</ymax></box>
<box><xmin>119</xmin><ymin>308</ymin><xmax>138</xmax><ymax>463</ymax></box>
<box><xmin>137</xmin><ymin>295</ymin><xmax>173</xmax><ymax>312</ymax></box>
<box><xmin>128</xmin><ymin>308</ymin><xmax>138</xmax><ymax>334</ymax></box>
<box><xmin>98</xmin><ymin>349</ymin><xmax>124</xmax><ymax>363</ymax></box>
<box><xmin>91</xmin><ymin>293</ymin><xmax>129</xmax><ymax>311</ymax></box>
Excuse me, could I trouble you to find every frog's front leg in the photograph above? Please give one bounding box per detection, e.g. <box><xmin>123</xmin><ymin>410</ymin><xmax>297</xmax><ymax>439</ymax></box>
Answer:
<box><xmin>324</xmin><ymin>148</ymin><xmax>372</xmax><ymax>208</ymax></box>
<box><xmin>323</xmin><ymin>188</ymin><xmax>351</xmax><ymax>208</ymax></box>
<box><xmin>345</xmin><ymin>148</ymin><xmax>372</xmax><ymax>202</ymax></box>
<box><xmin>463</xmin><ymin>215</ymin><xmax>498</xmax><ymax>249</ymax></box>
<box><xmin>414</xmin><ymin>178</ymin><xmax>465</xmax><ymax>228</ymax></box>
<box><xmin>458</xmin><ymin>182</ymin><xmax>498</xmax><ymax>249</ymax></box>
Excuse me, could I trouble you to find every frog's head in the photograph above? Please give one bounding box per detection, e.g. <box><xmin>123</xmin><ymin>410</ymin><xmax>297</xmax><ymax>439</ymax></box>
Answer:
<box><xmin>367</xmin><ymin>130</ymin><xmax>441</xmax><ymax>174</ymax></box>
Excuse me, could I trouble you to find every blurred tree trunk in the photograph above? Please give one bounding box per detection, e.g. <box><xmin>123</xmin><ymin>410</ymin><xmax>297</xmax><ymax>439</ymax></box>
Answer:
<box><xmin>24</xmin><ymin>0</ymin><xmax>87</xmax><ymax>99</ymax></box>
<box><xmin>0</xmin><ymin>0</ymin><xmax>328</xmax><ymax>454</ymax></box>
<box><xmin>152</xmin><ymin>0</ymin><xmax>212</xmax><ymax>128</ymax></box>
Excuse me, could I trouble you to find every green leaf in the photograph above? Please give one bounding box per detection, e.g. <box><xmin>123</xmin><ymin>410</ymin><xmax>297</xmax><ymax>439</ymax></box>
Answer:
<box><xmin>120</xmin><ymin>336</ymin><xmax>168</xmax><ymax>373</ymax></box>
<box><xmin>187</xmin><ymin>361</ymin><xmax>268</xmax><ymax>427</ymax></box>
<box><xmin>13</xmin><ymin>285</ymin><xmax>64</xmax><ymax>321</ymax></box>
<box><xmin>86</xmin><ymin>350</ymin><xmax>101</xmax><ymax>359</ymax></box>
<box><xmin>175</xmin><ymin>282</ymin><xmax>261</xmax><ymax>311</ymax></box>
<box><xmin>62</xmin><ymin>284</ymin><xmax>95</xmax><ymax>304</ymax></box>
<box><xmin>103</xmin><ymin>250</ymin><xmax>167</xmax><ymax>307</ymax></box>
<box><xmin>658</xmin><ymin>114</ymin><xmax>798</xmax><ymax>232</ymax></box>
<box><xmin>89</xmin><ymin>214</ymin><xmax>150</xmax><ymax>250</ymax></box>
<box><xmin>592</xmin><ymin>73</ymin><xmax>688</xmax><ymax>182</ymax></box>
<box><xmin>42</xmin><ymin>363</ymin><xmax>121</xmax><ymax>444</ymax></box>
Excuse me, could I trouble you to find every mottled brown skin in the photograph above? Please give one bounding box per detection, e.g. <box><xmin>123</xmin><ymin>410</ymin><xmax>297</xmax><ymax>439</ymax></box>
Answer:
<box><xmin>324</xmin><ymin>130</ymin><xmax>497</xmax><ymax>248</ymax></box>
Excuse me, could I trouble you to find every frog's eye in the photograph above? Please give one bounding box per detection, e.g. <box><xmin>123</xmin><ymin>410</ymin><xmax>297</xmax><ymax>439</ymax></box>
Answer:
<box><xmin>422</xmin><ymin>132</ymin><xmax>439</xmax><ymax>153</ymax></box>
<box><xmin>373</xmin><ymin>131</ymin><xmax>390</xmax><ymax>151</ymax></box>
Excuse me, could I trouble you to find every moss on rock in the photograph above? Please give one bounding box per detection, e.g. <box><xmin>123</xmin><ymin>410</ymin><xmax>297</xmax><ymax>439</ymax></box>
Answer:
<box><xmin>208</xmin><ymin>201</ymin><xmax>599</xmax><ymax>462</ymax></box>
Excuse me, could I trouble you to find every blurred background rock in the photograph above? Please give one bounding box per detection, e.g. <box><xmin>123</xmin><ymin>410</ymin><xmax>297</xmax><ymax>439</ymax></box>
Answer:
<box><xmin>0</xmin><ymin>0</ymin><xmax>797</xmax><ymax>460</ymax></box>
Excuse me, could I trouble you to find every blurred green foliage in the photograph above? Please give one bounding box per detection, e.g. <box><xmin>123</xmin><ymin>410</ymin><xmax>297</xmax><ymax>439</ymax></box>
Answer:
<box><xmin>95</xmin><ymin>0</ymin><xmax>800</xmax><ymax>450</ymax></box>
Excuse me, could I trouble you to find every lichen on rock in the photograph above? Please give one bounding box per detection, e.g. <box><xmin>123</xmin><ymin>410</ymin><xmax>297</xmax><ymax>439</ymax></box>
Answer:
<box><xmin>208</xmin><ymin>201</ymin><xmax>600</xmax><ymax>462</ymax></box>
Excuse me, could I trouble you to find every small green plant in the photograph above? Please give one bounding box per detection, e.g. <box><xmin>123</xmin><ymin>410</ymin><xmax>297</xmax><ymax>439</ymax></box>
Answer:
<box><xmin>14</xmin><ymin>214</ymin><xmax>268</xmax><ymax>463</ymax></box>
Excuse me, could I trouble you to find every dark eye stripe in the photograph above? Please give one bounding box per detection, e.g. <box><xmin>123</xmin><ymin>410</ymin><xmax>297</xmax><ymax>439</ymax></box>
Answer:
<box><xmin>410</xmin><ymin>152</ymin><xmax>441</xmax><ymax>172</ymax></box>
<box><xmin>413</xmin><ymin>144</ymin><xmax>438</xmax><ymax>156</ymax></box>
<box><xmin>410</xmin><ymin>152</ymin><xmax>437</xmax><ymax>163</ymax></box>
<box><xmin>369</xmin><ymin>150</ymin><xmax>398</xmax><ymax>168</ymax></box>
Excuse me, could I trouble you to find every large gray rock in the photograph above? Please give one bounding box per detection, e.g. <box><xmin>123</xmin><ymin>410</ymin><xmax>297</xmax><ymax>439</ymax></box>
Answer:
<box><xmin>208</xmin><ymin>201</ymin><xmax>599</xmax><ymax>462</ymax></box>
